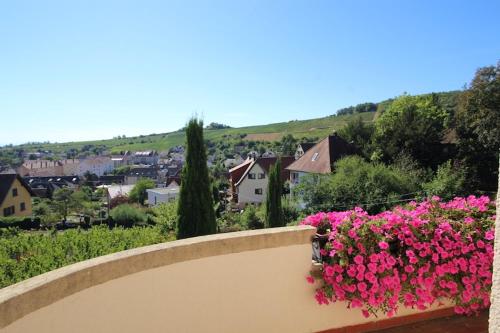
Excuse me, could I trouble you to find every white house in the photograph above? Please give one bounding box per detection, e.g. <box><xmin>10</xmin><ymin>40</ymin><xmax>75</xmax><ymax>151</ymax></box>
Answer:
<box><xmin>78</xmin><ymin>157</ymin><xmax>114</xmax><ymax>176</ymax></box>
<box><xmin>146</xmin><ymin>182</ymin><xmax>180</xmax><ymax>206</ymax></box>
<box><xmin>229</xmin><ymin>157</ymin><xmax>294</xmax><ymax>208</ymax></box>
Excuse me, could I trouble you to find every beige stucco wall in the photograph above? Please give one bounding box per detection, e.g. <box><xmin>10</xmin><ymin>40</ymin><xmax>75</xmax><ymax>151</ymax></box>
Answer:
<box><xmin>0</xmin><ymin>226</ymin><xmax>451</xmax><ymax>333</ymax></box>
<box><xmin>488</xmin><ymin>163</ymin><xmax>500</xmax><ymax>333</ymax></box>
<box><xmin>237</xmin><ymin>163</ymin><xmax>267</xmax><ymax>205</ymax></box>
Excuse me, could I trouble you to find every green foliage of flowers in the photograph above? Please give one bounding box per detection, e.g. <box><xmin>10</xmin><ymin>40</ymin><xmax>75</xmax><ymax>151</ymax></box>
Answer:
<box><xmin>0</xmin><ymin>226</ymin><xmax>174</xmax><ymax>289</ymax></box>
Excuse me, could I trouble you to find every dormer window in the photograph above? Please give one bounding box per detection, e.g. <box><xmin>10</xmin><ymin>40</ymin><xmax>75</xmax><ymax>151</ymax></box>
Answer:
<box><xmin>312</xmin><ymin>153</ymin><xmax>319</xmax><ymax>161</ymax></box>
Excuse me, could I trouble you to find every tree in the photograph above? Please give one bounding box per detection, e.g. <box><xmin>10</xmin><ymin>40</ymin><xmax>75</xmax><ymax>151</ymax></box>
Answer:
<box><xmin>177</xmin><ymin>118</ymin><xmax>216</xmax><ymax>239</ymax></box>
<box><xmin>338</xmin><ymin>116</ymin><xmax>374</xmax><ymax>159</ymax></box>
<box><xmin>423</xmin><ymin>160</ymin><xmax>466</xmax><ymax>200</ymax></box>
<box><xmin>265</xmin><ymin>158</ymin><xmax>284</xmax><ymax>228</ymax></box>
<box><xmin>280</xmin><ymin>134</ymin><xmax>297</xmax><ymax>156</ymax></box>
<box><xmin>52</xmin><ymin>188</ymin><xmax>74</xmax><ymax>221</ymax></box>
<box><xmin>294</xmin><ymin>156</ymin><xmax>420</xmax><ymax>214</ymax></box>
<box><xmin>455</xmin><ymin>62</ymin><xmax>500</xmax><ymax>191</ymax></box>
<box><xmin>129</xmin><ymin>178</ymin><xmax>155</xmax><ymax>206</ymax></box>
<box><xmin>374</xmin><ymin>94</ymin><xmax>450</xmax><ymax>168</ymax></box>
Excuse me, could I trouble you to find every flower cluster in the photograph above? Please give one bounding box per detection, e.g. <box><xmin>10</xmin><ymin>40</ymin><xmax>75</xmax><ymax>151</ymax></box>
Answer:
<box><xmin>302</xmin><ymin>195</ymin><xmax>496</xmax><ymax>317</ymax></box>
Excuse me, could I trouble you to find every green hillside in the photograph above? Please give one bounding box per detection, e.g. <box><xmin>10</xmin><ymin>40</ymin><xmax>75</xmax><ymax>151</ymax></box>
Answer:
<box><xmin>10</xmin><ymin>112</ymin><xmax>376</xmax><ymax>155</ymax></box>
<box><xmin>1</xmin><ymin>90</ymin><xmax>460</xmax><ymax>158</ymax></box>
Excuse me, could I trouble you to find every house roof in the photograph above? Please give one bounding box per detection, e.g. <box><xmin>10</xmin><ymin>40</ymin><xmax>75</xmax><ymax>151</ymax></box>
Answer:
<box><xmin>0</xmin><ymin>173</ymin><xmax>34</xmax><ymax>205</ymax></box>
<box><xmin>286</xmin><ymin>135</ymin><xmax>356</xmax><ymax>174</ymax></box>
<box><xmin>146</xmin><ymin>186</ymin><xmax>180</xmax><ymax>195</ymax></box>
<box><xmin>234</xmin><ymin>156</ymin><xmax>294</xmax><ymax>187</ymax></box>
<box><xmin>107</xmin><ymin>185</ymin><xmax>135</xmax><ymax>199</ymax></box>
<box><xmin>298</xmin><ymin>142</ymin><xmax>316</xmax><ymax>152</ymax></box>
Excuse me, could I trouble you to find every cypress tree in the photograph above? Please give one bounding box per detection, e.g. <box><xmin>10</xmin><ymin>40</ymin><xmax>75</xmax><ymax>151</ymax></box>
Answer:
<box><xmin>265</xmin><ymin>158</ymin><xmax>285</xmax><ymax>228</ymax></box>
<box><xmin>176</xmin><ymin>118</ymin><xmax>217</xmax><ymax>239</ymax></box>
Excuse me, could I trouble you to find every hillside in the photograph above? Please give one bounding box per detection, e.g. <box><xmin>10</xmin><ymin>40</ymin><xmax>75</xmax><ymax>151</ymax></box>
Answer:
<box><xmin>7</xmin><ymin>112</ymin><xmax>376</xmax><ymax>155</ymax></box>
<box><xmin>1</xmin><ymin>90</ymin><xmax>460</xmax><ymax>158</ymax></box>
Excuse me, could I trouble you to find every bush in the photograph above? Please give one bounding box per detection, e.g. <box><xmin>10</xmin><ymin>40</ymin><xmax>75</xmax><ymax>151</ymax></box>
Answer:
<box><xmin>109</xmin><ymin>204</ymin><xmax>146</xmax><ymax>227</ymax></box>
<box><xmin>153</xmin><ymin>201</ymin><xmax>178</xmax><ymax>234</ymax></box>
<box><xmin>282</xmin><ymin>198</ymin><xmax>301</xmax><ymax>225</ymax></box>
<box><xmin>0</xmin><ymin>217</ymin><xmax>40</xmax><ymax>230</ymax></box>
<box><xmin>295</xmin><ymin>156</ymin><xmax>421</xmax><ymax>214</ymax></box>
<box><xmin>129</xmin><ymin>178</ymin><xmax>155</xmax><ymax>206</ymax></box>
<box><xmin>302</xmin><ymin>195</ymin><xmax>495</xmax><ymax>317</ymax></box>
<box><xmin>241</xmin><ymin>205</ymin><xmax>264</xmax><ymax>230</ymax></box>
<box><xmin>109</xmin><ymin>194</ymin><xmax>130</xmax><ymax>209</ymax></box>
<box><xmin>423</xmin><ymin>160</ymin><xmax>466</xmax><ymax>200</ymax></box>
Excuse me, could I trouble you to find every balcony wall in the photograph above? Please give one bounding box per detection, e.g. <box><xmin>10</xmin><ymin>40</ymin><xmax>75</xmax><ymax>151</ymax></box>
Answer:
<box><xmin>0</xmin><ymin>226</ymin><xmax>451</xmax><ymax>333</ymax></box>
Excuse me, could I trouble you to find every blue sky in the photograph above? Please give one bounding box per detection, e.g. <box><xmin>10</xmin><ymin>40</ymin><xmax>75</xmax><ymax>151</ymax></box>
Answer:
<box><xmin>0</xmin><ymin>0</ymin><xmax>499</xmax><ymax>145</ymax></box>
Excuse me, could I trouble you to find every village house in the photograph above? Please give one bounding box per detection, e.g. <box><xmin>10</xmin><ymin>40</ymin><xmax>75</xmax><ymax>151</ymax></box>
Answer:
<box><xmin>0</xmin><ymin>173</ymin><xmax>34</xmax><ymax>217</ymax></box>
<box><xmin>78</xmin><ymin>157</ymin><xmax>114</xmax><ymax>176</ymax></box>
<box><xmin>17</xmin><ymin>160</ymin><xmax>63</xmax><ymax>177</ymax></box>
<box><xmin>125</xmin><ymin>166</ymin><xmax>158</xmax><ymax>185</ymax></box>
<box><xmin>131</xmin><ymin>151</ymin><xmax>159</xmax><ymax>165</ymax></box>
<box><xmin>106</xmin><ymin>184</ymin><xmax>135</xmax><ymax>202</ymax></box>
<box><xmin>23</xmin><ymin>176</ymin><xmax>80</xmax><ymax>198</ymax></box>
<box><xmin>286</xmin><ymin>133</ymin><xmax>356</xmax><ymax>187</ymax></box>
<box><xmin>110</xmin><ymin>151</ymin><xmax>132</xmax><ymax>168</ymax></box>
<box><xmin>60</xmin><ymin>159</ymin><xmax>80</xmax><ymax>176</ymax></box>
<box><xmin>146</xmin><ymin>181</ymin><xmax>180</xmax><ymax>206</ymax></box>
<box><xmin>229</xmin><ymin>156</ymin><xmax>294</xmax><ymax>208</ymax></box>
<box><xmin>294</xmin><ymin>142</ymin><xmax>316</xmax><ymax>160</ymax></box>
<box><xmin>223</xmin><ymin>155</ymin><xmax>244</xmax><ymax>169</ymax></box>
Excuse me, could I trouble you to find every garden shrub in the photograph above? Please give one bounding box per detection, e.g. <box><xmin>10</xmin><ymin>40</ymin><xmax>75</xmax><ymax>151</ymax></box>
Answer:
<box><xmin>109</xmin><ymin>204</ymin><xmax>147</xmax><ymax>227</ymax></box>
<box><xmin>302</xmin><ymin>195</ymin><xmax>495</xmax><ymax>317</ymax></box>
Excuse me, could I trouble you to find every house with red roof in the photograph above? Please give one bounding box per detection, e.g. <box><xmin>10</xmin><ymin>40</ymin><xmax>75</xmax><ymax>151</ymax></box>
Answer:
<box><xmin>229</xmin><ymin>156</ymin><xmax>294</xmax><ymax>208</ymax></box>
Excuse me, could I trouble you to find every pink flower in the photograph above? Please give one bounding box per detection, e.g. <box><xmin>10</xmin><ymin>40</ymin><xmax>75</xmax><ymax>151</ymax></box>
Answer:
<box><xmin>354</xmin><ymin>255</ymin><xmax>364</xmax><ymax>265</ymax></box>
<box><xmin>378</xmin><ymin>241</ymin><xmax>389</xmax><ymax>250</ymax></box>
<box><xmin>357</xmin><ymin>282</ymin><xmax>368</xmax><ymax>292</ymax></box>
<box><xmin>324</xmin><ymin>265</ymin><xmax>335</xmax><ymax>277</ymax></box>
<box><xmin>302</xmin><ymin>195</ymin><xmax>494</xmax><ymax>318</ymax></box>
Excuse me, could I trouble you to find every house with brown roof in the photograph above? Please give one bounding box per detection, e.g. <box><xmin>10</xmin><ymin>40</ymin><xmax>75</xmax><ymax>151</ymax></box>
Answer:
<box><xmin>229</xmin><ymin>156</ymin><xmax>294</xmax><ymax>208</ymax></box>
<box><xmin>294</xmin><ymin>142</ymin><xmax>316</xmax><ymax>160</ymax></box>
<box><xmin>286</xmin><ymin>134</ymin><xmax>356</xmax><ymax>186</ymax></box>
<box><xmin>0</xmin><ymin>174</ymin><xmax>34</xmax><ymax>217</ymax></box>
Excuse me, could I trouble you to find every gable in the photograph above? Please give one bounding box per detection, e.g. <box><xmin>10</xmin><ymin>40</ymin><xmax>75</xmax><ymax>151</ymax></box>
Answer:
<box><xmin>0</xmin><ymin>174</ymin><xmax>33</xmax><ymax>206</ymax></box>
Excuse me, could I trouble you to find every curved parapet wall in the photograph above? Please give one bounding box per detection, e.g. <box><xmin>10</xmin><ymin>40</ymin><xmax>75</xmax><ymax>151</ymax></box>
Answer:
<box><xmin>0</xmin><ymin>226</ymin><xmax>451</xmax><ymax>333</ymax></box>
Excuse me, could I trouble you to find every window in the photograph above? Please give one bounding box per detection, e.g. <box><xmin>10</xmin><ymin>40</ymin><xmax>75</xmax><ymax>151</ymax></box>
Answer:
<box><xmin>12</xmin><ymin>188</ymin><xmax>18</xmax><ymax>197</ymax></box>
<box><xmin>255</xmin><ymin>188</ymin><xmax>263</xmax><ymax>195</ymax></box>
<box><xmin>312</xmin><ymin>153</ymin><xmax>319</xmax><ymax>161</ymax></box>
<box><xmin>248</xmin><ymin>173</ymin><xmax>256</xmax><ymax>179</ymax></box>
<box><xmin>258</xmin><ymin>173</ymin><xmax>265</xmax><ymax>179</ymax></box>
<box><xmin>3</xmin><ymin>206</ymin><xmax>15</xmax><ymax>217</ymax></box>
<box><xmin>20</xmin><ymin>202</ymin><xmax>26</xmax><ymax>211</ymax></box>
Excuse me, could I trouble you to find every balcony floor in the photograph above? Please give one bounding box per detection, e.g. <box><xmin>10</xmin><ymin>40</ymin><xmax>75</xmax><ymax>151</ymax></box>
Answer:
<box><xmin>370</xmin><ymin>310</ymin><xmax>488</xmax><ymax>333</ymax></box>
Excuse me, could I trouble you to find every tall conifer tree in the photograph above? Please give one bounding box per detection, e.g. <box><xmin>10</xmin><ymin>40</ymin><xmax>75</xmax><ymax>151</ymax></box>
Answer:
<box><xmin>265</xmin><ymin>158</ymin><xmax>285</xmax><ymax>228</ymax></box>
<box><xmin>176</xmin><ymin>118</ymin><xmax>216</xmax><ymax>239</ymax></box>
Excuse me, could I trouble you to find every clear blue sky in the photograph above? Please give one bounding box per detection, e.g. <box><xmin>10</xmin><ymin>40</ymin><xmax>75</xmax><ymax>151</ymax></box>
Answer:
<box><xmin>1</xmin><ymin>0</ymin><xmax>499</xmax><ymax>145</ymax></box>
